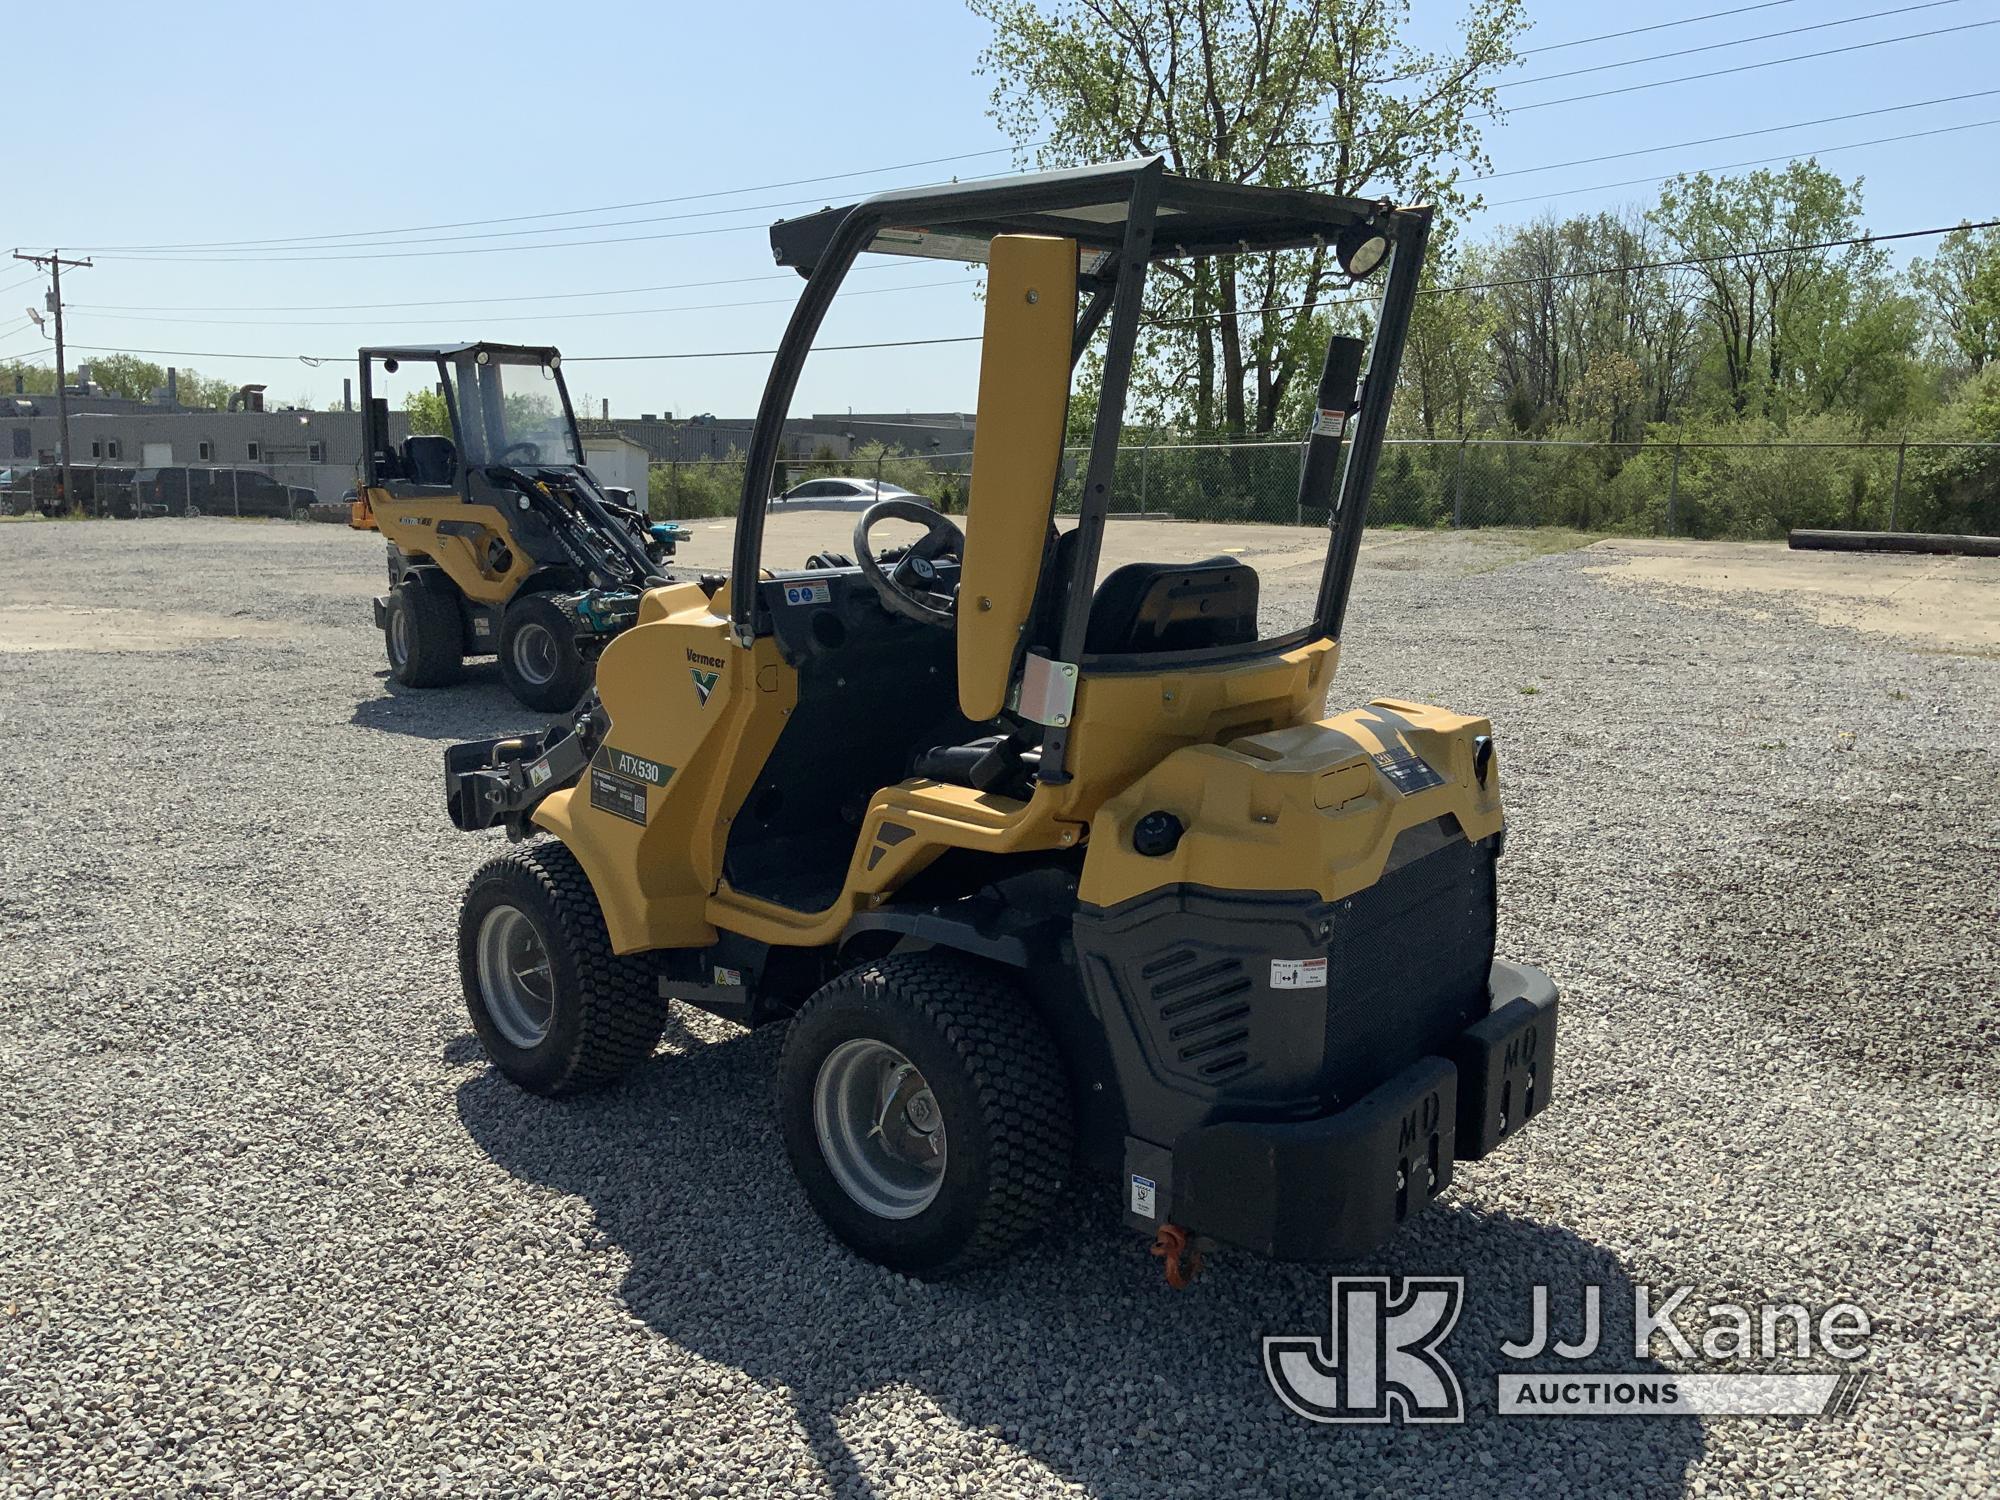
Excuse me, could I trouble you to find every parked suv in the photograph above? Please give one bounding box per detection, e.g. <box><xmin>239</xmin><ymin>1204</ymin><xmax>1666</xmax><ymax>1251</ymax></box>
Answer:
<box><xmin>138</xmin><ymin>466</ymin><xmax>308</xmax><ymax>518</ymax></box>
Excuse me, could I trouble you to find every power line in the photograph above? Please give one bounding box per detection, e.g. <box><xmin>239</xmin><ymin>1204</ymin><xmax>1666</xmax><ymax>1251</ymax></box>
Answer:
<box><xmin>53</xmin><ymin>218</ymin><xmax>1999</xmax><ymax>363</ymax></box>
<box><xmin>1488</xmin><ymin>17</ymin><xmax>2000</xmax><ymax>116</ymax></box>
<box><xmin>1517</xmin><ymin>0</ymin><xmax>1808</xmax><ymax>57</ymax></box>
<box><xmin>0</xmin><ymin>274</ymin><xmax>43</xmax><ymax>299</ymax></box>
<box><xmin>1472</xmin><ymin>88</ymin><xmax>2000</xmax><ymax>180</ymax></box>
<box><xmin>68</xmin><ymin>276</ymin><xmax>980</xmax><ymax>329</ymax></box>
<box><xmin>54</xmin><ymin>333</ymin><xmax>987</xmax><ymax>365</ymax></box>
<box><xmin>20</xmin><ymin>4</ymin><xmax>1828</xmax><ymax>265</ymax></box>
<box><xmin>65</xmin><ymin>90</ymin><xmax>1998</xmax><ymax>321</ymax></box>
<box><xmin>1484</xmin><ymin>116</ymin><xmax>2000</xmax><ymax>207</ymax></box>
<box><xmin>65</xmin><ymin>260</ymin><xmax>932</xmax><ymax>314</ymax></box>
<box><xmin>95</xmin><ymin>184</ymin><xmax>930</xmax><ymax>261</ymax></box>
<box><xmin>63</xmin><ymin>144</ymin><xmax>1035</xmax><ymax>255</ymax></box>
<box><xmin>1149</xmin><ymin>218</ymin><xmax>2000</xmax><ymax>327</ymax></box>
<box><xmin>90</xmin><ymin>208</ymin><xmax>789</xmax><ymax>264</ymax></box>
<box><xmin>1498</xmin><ymin>0</ymin><xmax>1965</xmax><ymax>90</ymax></box>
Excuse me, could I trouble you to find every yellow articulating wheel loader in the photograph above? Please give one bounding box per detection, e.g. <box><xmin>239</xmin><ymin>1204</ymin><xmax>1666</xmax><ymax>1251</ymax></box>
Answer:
<box><xmin>442</xmin><ymin>159</ymin><xmax>1558</xmax><ymax>1282</ymax></box>
<box><xmin>350</xmin><ymin>342</ymin><xmax>688</xmax><ymax>712</ymax></box>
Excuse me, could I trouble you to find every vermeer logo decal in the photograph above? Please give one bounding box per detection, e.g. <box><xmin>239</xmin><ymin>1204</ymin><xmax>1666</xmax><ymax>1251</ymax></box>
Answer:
<box><xmin>686</xmin><ymin>647</ymin><xmax>726</xmax><ymax>706</ymax></box>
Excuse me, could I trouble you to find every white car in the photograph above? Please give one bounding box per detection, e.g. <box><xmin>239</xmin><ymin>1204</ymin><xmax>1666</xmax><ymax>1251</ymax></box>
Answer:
<box><xmin>770</xmin><ymin>477</ymin><xmax>935</xmax><ymax>511</ymax></box>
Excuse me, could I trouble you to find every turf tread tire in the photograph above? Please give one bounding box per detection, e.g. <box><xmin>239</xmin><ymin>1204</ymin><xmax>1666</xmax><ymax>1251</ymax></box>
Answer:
<box><xmin>776</xmin><ymin>952</ymin><xmax>1073</xmax><ymax>1278</ymax></box>
<box><xmin>499</xmin><ymin>591</ymin><xmax>591</xmax><ymax>713</ymax></box>
<box><xmin>459</xmin><ymin>840</ymin><xmax>669</xmax><ymax>1097</ymax></box>
<box><xmin>386</xmin><ymin>574</ymin><xmax>463</xmax><ymax>687</ymax></box>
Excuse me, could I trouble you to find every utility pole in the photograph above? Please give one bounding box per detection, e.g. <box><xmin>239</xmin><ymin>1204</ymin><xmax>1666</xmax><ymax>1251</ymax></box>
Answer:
<box><xmin>12</xmin><ymin>249</ymin><xmax>92</xmax><ymax>514</ymax></box>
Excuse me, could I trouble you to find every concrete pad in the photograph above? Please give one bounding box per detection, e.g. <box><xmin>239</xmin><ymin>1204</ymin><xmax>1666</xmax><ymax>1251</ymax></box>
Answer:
<box><xmin>1582</xmin><ymin>537</ymin><xmax>2000</xmax><ymax>653</ymax></box>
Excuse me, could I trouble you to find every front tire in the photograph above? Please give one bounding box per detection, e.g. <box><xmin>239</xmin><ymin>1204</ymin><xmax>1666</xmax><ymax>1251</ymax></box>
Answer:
<box><xmin>776</xmin><ymin>953</ymin><xmax>1073</xmax><ymax>1277</ymax></box>
<box><xmin>459</xmin><ymin>841</ymin><xmax>670</xmax><ymax>1097</ymax></box>
<box><xmin>384</xmin><ymin>574</ymin><xmax>464</xmax><ymax>687</ymax></box>
<box><xmin>499</xmin><ymin>592</ymin><xmax>590</xmax><ymax>713</ymax></box>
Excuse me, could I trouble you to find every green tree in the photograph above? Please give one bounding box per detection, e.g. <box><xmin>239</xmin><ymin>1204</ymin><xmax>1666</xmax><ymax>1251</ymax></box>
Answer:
<box><xmin>0</xmin><ymin>361</ymin><xmax>56</xmax><ymax>396</ymax></box>
<box><xmin>1650</xmin><ymin>162</ymin><xmax>1879</xmax><ymax>421</ymax></box>
<box><xmin>1395</xmin><ymin>236</ymin><xmax>1494</xmax><ymax>438</ymax></box>
<box><xmin>970</xmin><ymin>0</ymin><xmax>1524</xmax><ymax>436</ymax></box>
<box><xmin>405</xmin><ymin>388</ymin><xmax>452</xmax><ymax>436</ymax></box>
<box><xmin>1486</xmin><ymin>210</ymin><xmax>1696</xmax><ymax>437</ymax></box>
<box><xmin>58</xmin><ymin>351</ymin><xmax>236</xmax><ymax>408</ymax></box>
<box><xmin>1908</xmin><ymin>223</ymin><xmax>2000</xmax><ymax>374</ymax></box>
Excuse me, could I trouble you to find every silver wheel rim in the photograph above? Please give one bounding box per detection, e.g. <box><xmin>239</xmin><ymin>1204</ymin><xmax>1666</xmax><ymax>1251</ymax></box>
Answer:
<box><xmin>388</xmin><ymin>608</ymin><xmax>410</xmax><ymax>666</ymax></box>
<box><xmin>813</xmin><ymin>1039</ymin><xmax>946</xmax><ymax>1219</ymax></box>
<box><xmin>511</xmin><ymin>621</ymin><xmax>560</xmax><ymax>686</ymax></box>
<box><xmin>475</xmin><ymin>905</ymin><xmax>556</xmax><ymax>1048</ymax></box>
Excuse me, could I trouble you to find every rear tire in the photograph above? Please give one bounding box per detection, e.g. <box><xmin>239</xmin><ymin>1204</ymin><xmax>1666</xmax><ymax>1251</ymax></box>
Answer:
<box><xmin>775</xmin><ymin>952</ymin><xmax>1073</xmax><ymax>1278</ymax></box>
<box><xmin>499</xmin><ymin>592</ymin><xmax>590</xmax><ymax>713</ymax></box>
<box><xmin>384</xmin><ymin>574</ymin><xmax>464</xmax><ymax>687</ymax></box>
<box><xmin>458</xmin><ymin>841</ymin><xmax>670</xmax><ymax>1097</ymax></box>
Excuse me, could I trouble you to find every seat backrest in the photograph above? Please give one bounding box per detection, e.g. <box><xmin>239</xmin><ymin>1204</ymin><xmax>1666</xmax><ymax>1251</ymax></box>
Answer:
<box><xmin>956</xmin><ymin>234</ymin><xmax>1078</xmax><ymax>722</ymax></box>
<box><xmin>402</xmin><ymin>435</ymin><xmax>457</xmax><ymax>487</ymax></box>
<box><xmin>1083</xmin><ymin>557</ymin><xmax>1260</xmax><ymax>656</ymax></box>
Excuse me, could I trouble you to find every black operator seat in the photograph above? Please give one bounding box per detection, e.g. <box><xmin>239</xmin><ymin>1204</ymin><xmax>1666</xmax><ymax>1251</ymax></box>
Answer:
<box><xmin>913</xmin><ymin>552</ymin><xmax>1263</xmax><ymax>794</ymax></box>
<box><xmin>401</xmin><ymin>435</ymin><xmax>458</xmax><ymax>488</ymax></box>
<box><xmin>1084</xmin><ymin>556</ymin><xmax>1260</xmax><ymax>655</ymax></box>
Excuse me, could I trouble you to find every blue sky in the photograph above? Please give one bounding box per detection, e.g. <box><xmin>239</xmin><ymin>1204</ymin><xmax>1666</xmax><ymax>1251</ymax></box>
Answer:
<box><xmin>5</xmin><ymin>0</ymin><xmax>1995</xmax><ymax>417</ymax></box>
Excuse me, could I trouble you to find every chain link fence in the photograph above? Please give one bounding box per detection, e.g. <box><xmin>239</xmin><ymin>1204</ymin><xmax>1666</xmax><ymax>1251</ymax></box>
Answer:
<box><xmin>648</xmin><ymin>437</ymin><xmax>2000</xmax><ymax>539</ymax></box>
<box><xmin>1</xmin><ymin>462</ymin><xmax>328</xmax><ymax>520</ymax></box>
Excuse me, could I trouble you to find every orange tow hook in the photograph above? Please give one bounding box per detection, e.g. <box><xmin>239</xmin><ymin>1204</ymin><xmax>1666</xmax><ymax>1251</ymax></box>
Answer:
<box><xmin>1150</xmin><ymin>1223</ymin><xmax>1203</xmax><ymax>1289</ymax></box>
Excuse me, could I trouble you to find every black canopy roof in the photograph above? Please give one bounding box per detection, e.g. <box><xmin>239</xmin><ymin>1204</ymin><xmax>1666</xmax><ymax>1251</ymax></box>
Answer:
<box><xmin>768</xmin><ymin>157</ymin><xmax>1400</xmax><ymax>278</ymax></box>
<box><xmin>358</xmin><ymin>342</ymin><xmax>561</xmax><ymax>363</ymax></box>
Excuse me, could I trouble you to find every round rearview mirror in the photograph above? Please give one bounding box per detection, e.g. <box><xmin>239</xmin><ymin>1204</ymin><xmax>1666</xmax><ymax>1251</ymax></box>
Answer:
<box><xmin>475</xmin><ymin>349</ymin><xmax>491</xmax><ymax>365</ymax></box>
<box><xmin>1336</xmin><ymin>221</ymin><xmax>1390</xmax><ymax>280</ymax></box>
<box><xmin>382</xmin><ymin>357</ymin><xmax>399</xmax><ymax>374</ymax></box>
<box><xmin>547</xmin><ymin>354</ymin><xmax>561</xmax><ymax>371</ymax></box>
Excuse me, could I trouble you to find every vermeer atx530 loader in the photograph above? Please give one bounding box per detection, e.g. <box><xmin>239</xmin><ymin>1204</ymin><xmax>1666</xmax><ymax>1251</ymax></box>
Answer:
<box><xmin>351</xmin><ymin>343</ymin><xmax>685</xmax><ymax>712</ymax></box>
<box><xmin>443</xmin><ymin>160</ymin><xmax>1558</xmax><ymax>1281</ymax></box>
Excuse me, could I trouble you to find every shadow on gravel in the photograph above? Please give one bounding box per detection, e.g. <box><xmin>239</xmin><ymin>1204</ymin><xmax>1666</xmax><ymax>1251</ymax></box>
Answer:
<box><xmin>457</xmin><ymin>1025</ymin><xmax>1704</xmax><ymax>1498</ymax></box>
<box><xmin>349</xmin><ymin>671</ymin><xmax>548</xmax><ymax>743</ymax></box>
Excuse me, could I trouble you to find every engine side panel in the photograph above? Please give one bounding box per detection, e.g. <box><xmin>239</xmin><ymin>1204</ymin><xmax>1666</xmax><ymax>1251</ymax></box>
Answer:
<box><xmin>364</xmin><ymin>488</ymin><xmax>537</xmax><ymax>606</ymax></box>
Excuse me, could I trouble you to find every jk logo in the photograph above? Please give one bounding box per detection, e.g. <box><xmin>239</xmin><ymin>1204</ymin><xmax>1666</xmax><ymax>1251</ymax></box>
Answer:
<box><xmin>690</xmin><ymin>668</ymin><xmax>720</xmax><ymax>706</ymax></box>
<box><xmin>1263</xmin><ymin>1277</ymin><xmax>1465</xmax><ymax>1424</ymax></box>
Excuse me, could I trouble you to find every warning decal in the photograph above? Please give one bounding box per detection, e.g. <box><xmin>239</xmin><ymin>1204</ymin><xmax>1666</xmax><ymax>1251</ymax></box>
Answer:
<box><xmin>1372</xmin><ymin>747</ymin><xmax>1447</xmax><ymax>795</ymax></box>
<box><xmin>1271</xmin><ymin>957</ymin><xmax>1329</xmax><ymax>990</ymax></box>
<box><xmin>1311</xmin><ymin>407</ymin><xmax>1348</xmax><ymax>439</ymax></box>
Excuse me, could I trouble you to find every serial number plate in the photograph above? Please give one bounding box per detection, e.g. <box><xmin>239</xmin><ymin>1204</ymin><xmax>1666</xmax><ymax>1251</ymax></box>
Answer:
<box><xmin>589</xmin><ymin>768</ymin><xmax>649</xmax><ymax>826</ymax></box>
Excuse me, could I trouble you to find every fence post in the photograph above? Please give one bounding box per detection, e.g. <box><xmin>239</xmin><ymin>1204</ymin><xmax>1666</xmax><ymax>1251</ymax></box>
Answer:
<box><xmin>1666</xmin><ymin>441</ymin><xmax>1682</xmax><ymax>537</ymax></box>
<box><xmin>1452</xmin><ymin>435</ymin><xmax>1468</xmax><ymax>529</ymax></box>
<box><xmin>1139</xmin><ymin>442</ymin><xmax>1151</xmax><ymax>517</ymax></box>
<box><xmin>1889</xmin><ymin>440</ymin><xmax>1908</xmax><ymax>532</ymax></box>
<box><xmin>232</xmin><ymin>468</ymin><xmax>240</xmax><ymax>517</ymax></box>
<box><xmin>875</xmin><ymin>447</ymin><xmax>885</xmax><ymax>491</ymax></box>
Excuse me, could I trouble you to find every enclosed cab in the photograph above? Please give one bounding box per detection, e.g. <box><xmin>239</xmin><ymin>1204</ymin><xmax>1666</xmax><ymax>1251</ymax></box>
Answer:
<box><xmin>353</xmin><ymin>343</ymin><xmax>676</xmax><ymax>712</ymax></box>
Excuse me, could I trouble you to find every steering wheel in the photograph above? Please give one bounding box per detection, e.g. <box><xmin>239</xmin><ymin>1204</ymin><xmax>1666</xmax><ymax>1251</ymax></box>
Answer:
<box><xmin>854</xmin><ymin>498</ymin><xmax>965</xmax><ymax>626</ymax></box>
<box><xmin>498</xmin><ymin>440</ymin><xmax>542</xmax><ymax>464</ymax></box>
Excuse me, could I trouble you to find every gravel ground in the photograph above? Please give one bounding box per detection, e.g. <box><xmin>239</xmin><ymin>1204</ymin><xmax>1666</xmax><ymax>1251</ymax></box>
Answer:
<box><xmin>2</xmin><ymin>517</ymin><xmax>1996</xmax><ymax>1498</ymax></box>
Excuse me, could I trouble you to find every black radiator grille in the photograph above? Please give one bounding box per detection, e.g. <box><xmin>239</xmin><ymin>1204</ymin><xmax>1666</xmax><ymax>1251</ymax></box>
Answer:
<box><xmin>1321</xmin><ymin>826</ymin><xmax>1496</xmax><ymax>1106</ymax></box>
<box><xmin>1143</xmin><ymin>951</ymin><xmax>1255</xmax><ymax>1081</ymax></box>
<box><xmin>1073</xmin><ymin>826</ymin><xmax>1500</xmax><ymax>1118</ymax></box>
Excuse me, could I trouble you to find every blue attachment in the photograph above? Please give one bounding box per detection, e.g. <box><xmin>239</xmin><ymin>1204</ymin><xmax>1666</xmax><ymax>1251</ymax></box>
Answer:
<box><xmin>572</xmin><ymin>589</ymin><xmax>640</xmax><ymax>634</ymax></box>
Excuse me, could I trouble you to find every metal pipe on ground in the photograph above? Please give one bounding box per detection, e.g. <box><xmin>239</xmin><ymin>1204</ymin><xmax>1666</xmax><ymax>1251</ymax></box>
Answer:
<box><xmin>1789</xmin><ymin>529</ymin><xmax>2000</xmax><ymax>557</ymax></box>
